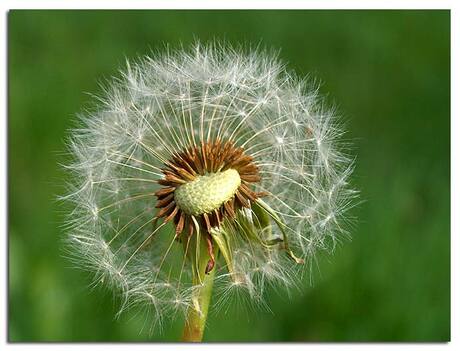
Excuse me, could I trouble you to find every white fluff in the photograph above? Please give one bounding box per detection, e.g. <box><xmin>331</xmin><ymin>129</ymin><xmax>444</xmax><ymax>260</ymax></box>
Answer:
<box><xmin>62</xmin><ymin>42</ymin><xmax>357</xmax><ymax>327</ymax></box>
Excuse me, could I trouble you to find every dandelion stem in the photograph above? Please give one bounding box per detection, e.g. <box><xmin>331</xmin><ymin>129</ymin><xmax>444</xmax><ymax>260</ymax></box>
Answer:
<box><xmin>181</xmin><ymin>261</ymin><xmax>216</xmax><ymax>342</ymax></box>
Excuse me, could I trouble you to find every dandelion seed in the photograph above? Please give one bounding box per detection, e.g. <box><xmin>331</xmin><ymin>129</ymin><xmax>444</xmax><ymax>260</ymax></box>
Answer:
<box><xmin>63</xmin><ymin>42</ymin><xmax>357</xmax><ymax>341</ymax></box>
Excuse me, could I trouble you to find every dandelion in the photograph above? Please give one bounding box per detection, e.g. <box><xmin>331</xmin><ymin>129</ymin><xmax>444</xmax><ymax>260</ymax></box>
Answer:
<box><xmin>63</xmin><ymin>43</ymin><xmax>357</xmax><ymax>341</ymax></box>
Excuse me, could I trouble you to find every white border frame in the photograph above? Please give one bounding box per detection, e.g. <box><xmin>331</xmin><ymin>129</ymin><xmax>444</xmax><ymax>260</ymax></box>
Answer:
<box><xmin>1</xmin><ymin>1</ymin><xmax>457</xmax><ymax>350</ymax></box>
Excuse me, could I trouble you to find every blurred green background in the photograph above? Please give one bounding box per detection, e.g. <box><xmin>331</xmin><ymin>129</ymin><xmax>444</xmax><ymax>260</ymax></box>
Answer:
<box><xmin>8</xmin><ymin>10</ymin><xmax>450</xmax><ymax>341</ymax></box>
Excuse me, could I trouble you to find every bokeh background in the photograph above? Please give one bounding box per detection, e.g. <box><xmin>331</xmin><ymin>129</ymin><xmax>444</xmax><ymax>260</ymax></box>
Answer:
<box><xmin>8</xmin><ymin>10</ymin><xmax>450</xmax><ymax>341</ymax></box>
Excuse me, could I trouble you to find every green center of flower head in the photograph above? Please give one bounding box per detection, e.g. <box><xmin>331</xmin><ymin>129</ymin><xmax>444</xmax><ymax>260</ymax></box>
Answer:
<box><xmin>174</xmin><ymin>169</ymin><xmax>241</xmax><ymax>216</ymax></box>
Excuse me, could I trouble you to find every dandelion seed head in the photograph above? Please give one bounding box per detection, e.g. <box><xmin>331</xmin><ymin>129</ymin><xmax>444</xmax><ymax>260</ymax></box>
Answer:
<box><xmin>63</xmin><ymin>42</ymin><xmax>357</xmax><ymax>327</ymax></box>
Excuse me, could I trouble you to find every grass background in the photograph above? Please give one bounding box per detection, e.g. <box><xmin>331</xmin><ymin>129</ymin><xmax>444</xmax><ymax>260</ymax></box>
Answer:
<box><xmin>8</xmin><ymin>10</ymin><xmax>450</xmax><ymax>341</ymax></box>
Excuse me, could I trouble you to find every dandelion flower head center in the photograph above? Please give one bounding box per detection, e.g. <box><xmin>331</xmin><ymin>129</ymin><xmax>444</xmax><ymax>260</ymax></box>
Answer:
<box><xmin>174</xmin><ymin>169</ymin><xmax>241</xmax><ymax>216</ymax></box>
<box><xmin>155</xmin><ymin>139</ymin><xmax>266</xmax><ymax>237</ymax></box>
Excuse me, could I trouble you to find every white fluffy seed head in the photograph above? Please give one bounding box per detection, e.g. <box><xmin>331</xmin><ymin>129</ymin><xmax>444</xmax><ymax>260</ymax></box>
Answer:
<box><xmin>62</xmin><ymin>42</ymin><xmax>357</xmax><ymax>327</ymax></box>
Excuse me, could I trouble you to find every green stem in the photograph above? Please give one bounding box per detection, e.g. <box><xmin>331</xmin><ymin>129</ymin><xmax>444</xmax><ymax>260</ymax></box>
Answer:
<box><xmin>181</xmin><ymin>263</ymin><xmax>216</xmax><ymax>342</ymax></box>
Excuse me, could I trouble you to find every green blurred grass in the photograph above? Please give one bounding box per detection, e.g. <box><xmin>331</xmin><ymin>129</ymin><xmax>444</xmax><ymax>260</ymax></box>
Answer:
<box><xmin>8</xmin><ymin>10</ymin><xmax>450</xmax><ymax>341</ymax></box>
